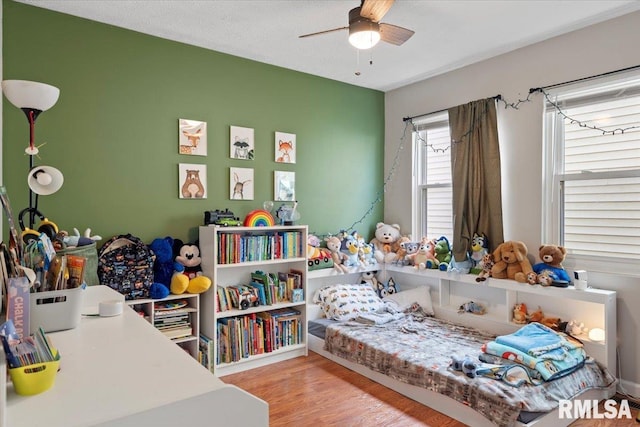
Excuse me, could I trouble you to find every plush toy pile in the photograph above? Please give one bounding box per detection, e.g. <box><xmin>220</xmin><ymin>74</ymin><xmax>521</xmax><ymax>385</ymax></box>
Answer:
<box><xmin>148</xmin><ymin>237</ymin><xmax>211</xmax><ymax>298</ymax></box>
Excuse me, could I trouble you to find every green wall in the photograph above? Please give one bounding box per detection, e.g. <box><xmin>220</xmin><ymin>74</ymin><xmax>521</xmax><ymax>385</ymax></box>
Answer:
<box><xmin>2</xmin><ymin>1</ymin><xmax>384</xmax><ymax>245</ymax></box>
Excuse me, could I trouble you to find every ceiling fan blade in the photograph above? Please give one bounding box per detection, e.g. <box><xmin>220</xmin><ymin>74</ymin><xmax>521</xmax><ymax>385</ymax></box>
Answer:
<box><xmin>379</xmin><ymin>23</ymin><xmax>415</xmax><ymax>45</ymax></box>
<box><xmin>299</xmin><ymin>26</ymin><xmax>348</xmax><ymax>39</ymax></box>
<box><xmin>360</xmin><ymin>0</ymin><xmax>395</xmax><ymax>22</ymax></box>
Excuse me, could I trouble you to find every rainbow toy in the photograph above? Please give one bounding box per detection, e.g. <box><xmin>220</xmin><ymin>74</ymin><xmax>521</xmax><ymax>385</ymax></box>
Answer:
<box><xmin>244</xmin><ymin>209</ymin><xmax>275</xmax><ymax>227</ymax></box>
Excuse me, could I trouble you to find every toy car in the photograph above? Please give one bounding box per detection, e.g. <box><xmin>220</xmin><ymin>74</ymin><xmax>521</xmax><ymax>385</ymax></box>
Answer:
<box><xmin>216</xmin><ymin>217</ymin><xmax>243</xmax><ymax>227</ymax></box>
<box><xmin>239</xmin><ymin>290</ymin><xmax>259</xmax><ymax>310</ymax></box>
<box><xmin>204</xmin><ymin>209</ymin><xmax>242</xmax><ymax>226</ymax></box>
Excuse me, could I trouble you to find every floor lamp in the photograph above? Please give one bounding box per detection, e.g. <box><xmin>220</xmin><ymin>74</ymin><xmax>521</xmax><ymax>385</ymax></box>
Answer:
<box><xmin>1</xmin><ymin>80</ymin><xmax>61</xmax><ymax>231</ymax></box>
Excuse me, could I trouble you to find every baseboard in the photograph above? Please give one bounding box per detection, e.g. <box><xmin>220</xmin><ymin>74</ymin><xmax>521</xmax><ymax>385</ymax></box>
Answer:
<box><xmin>617</xmin><ymin>378</ymin><xmax>640</xmax><ymax>401</ymax></box>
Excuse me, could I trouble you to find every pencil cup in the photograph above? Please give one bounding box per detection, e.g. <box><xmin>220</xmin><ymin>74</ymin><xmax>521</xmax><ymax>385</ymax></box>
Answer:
<box><xmin>9</xmin><ymin>355</ymin><xmax>60</xmax><ymax>396</ymax></box>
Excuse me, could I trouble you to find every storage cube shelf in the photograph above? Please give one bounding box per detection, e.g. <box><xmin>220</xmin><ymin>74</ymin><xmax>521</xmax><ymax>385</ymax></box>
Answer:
<box><xmin>125</xmin><ymin>293</ymin><xmax>200</xmax><ymax>360</ymax></box>
<box><xmin>199</xmin><ymin>225</ymin><xmax>308</xmax><ymax>376</ymax></box>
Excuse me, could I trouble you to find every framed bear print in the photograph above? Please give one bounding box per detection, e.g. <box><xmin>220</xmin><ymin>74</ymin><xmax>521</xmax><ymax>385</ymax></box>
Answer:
<box><xmin>179</xmin><ymin>163</ymin><xmax>207</xmax><ymax>199</ymax></box>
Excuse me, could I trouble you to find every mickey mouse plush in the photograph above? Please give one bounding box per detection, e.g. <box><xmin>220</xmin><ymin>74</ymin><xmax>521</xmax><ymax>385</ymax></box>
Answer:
<box><xmin>171</xmin><ymin>240</ymin><xmax>211</xmax><ymax>294</ymax></box>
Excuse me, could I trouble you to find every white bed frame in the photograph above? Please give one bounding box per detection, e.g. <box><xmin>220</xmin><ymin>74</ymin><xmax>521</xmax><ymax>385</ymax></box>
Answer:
<box><xmin>306</xmin><ymin>266</ymin><xmax>617</xmax><ymax>427</ymax></box>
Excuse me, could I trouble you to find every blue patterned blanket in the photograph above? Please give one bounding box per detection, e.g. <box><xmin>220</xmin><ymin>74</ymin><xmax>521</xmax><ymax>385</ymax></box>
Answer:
<box><xmin>322</xmin><ymin>309</ymin><xmax>615</xmax><ymax>427</ymax></box>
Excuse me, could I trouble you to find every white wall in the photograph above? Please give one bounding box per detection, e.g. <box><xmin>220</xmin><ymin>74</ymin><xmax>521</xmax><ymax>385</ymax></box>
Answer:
<box><xmin>385</xmin><ymin>10</ymin><xmax>640</xmax><ymax>392</ymax></box>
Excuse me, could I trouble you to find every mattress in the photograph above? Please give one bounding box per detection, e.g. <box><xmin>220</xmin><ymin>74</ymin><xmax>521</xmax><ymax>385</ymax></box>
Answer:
<box><xmin>309</xmin><ymin>314</ymin><xmax>615</xmax><ymax>427</ymax></box>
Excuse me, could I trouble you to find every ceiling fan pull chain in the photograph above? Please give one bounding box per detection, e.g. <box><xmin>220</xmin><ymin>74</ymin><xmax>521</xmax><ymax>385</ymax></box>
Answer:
<box><xmin>355</xmin><ymin>49</ymin><xmax>361</xmax><ymax>76</ymax></box>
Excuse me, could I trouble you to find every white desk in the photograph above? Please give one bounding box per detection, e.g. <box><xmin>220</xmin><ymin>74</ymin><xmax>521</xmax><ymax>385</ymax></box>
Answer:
<box><xmin>4</xmin><ymin>285</ymin><xmax>268</xmax><ymax>427</ymax></box>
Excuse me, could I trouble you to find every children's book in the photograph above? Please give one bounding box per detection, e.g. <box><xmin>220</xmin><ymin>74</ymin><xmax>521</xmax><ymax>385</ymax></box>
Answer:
<box><xmin>6</xmin><ymin>276</ymin><xmax>30</xmax><ymax>340</ymax></box>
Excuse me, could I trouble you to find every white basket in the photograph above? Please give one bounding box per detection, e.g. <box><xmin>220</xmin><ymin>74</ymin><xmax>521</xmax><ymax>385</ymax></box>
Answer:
<box><xmin>29</xmin><ymin>287</ymin><xmax>85</xmax><ymax>335</ymax></box>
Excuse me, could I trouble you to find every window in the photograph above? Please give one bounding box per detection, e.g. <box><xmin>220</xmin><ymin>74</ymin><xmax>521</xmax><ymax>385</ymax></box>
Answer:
<box><xmin>543</xmin><ymin>71</ymin><xmax>640</xmax><ymax>275</ymax></box>
<box><xmin>412</xmin><ymin>112</ymin><xmax>453</xmax><ymax>240</ymax></box>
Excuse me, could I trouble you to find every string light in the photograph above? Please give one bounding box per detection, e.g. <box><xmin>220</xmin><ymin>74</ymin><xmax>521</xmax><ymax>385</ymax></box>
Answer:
<box><xmin>536</xmin><ymin>88</ymin><xmax>640</xmax><ymax>135</ymax></box>
<box><xmin>312</xmin><ymin>86</ymin><xmax>637</xmax><ymax>239</ymax></box>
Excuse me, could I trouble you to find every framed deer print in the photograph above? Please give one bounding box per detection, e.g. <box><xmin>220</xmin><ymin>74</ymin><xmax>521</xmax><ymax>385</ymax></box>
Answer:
<box><xmin>230</xmin><ymin>167</ymin><xmax>254</xmax><ymax>200</ymax></box>
<box><xmin>178</xmin><ymin>119</ymin><xmax>207</xmax><ymax>156</ymax></box>
<box><xmin>275</xmin><ymin>131</ymin><xmax>296</xmax><ymax>164</ymax></box>
<box><xmin>179</xmin><ymin>163</ymin><xmax>207</xmax><ymax>199</ymax></box>
<box><xmin>230</xmin><ymin>126</ymin><xmax>255</xmax><ymax>160</ymax></box>
<box><xmin>274</xmin><ymin>171</ymin><xmax>295</xmax><ymax>201</ymax></box>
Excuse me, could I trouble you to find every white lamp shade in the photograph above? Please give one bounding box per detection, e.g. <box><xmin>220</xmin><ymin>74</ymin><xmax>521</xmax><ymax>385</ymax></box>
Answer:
<box><xmin>349</xmin><ymin>21</ymin><xmax>381</xmax><ymax>50</ymax></box>
<box><xmin>1</xmin><ymin>80</ymin><xmax>60</xmax><ymax>111</ymax></box>
<box><xmin>27</xmin><ymin>166</ymin><xmax>64</xmax><ymax>195</ymax></box>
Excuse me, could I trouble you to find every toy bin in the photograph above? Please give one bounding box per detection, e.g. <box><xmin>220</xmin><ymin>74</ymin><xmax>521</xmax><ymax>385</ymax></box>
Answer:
<box><xmin>9</xmin><ymin>355</ymin><xmax>61</xmax><ymax>396</ymax></box>
<box><xmin>29</xmin><ymin>286</ymin><xmax>85</xmax><ymax>335</ymax></box>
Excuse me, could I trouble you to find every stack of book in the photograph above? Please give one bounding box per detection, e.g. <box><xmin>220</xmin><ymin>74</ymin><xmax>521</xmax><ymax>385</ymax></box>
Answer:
<box><xmin>216</xmin><ymin>307</ymin><xmax>302</xmax><ymax>364</ymax></box>
<box><xmin>154</xmin><ymin>301</ymin><xmax>195</xmax><ymax>340</ymax></box>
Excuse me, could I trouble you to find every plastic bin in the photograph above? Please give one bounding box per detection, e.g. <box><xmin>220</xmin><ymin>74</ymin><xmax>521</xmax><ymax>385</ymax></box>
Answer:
<box><xmin>29</xmin><ymin>286</ymin><xmax>85</xmax><ymax>335</ymax></box>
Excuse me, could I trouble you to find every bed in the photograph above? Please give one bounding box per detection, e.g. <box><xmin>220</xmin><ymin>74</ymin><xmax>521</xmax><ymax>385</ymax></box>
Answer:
<box><xmin>307</xmin><ymin>280</ymin><xmax>617</xmax><ymax>427</ymax></box>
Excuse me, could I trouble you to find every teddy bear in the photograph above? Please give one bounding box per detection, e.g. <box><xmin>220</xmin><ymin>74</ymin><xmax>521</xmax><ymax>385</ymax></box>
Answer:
<box><xmin>513</xmin><ymin>303</ymin><xmax>528</xmax><ymax>324</ymax></box>
<box><xmin>370</xmin><ymin>222</ymin><xmax>402</xmax><ymax>264</ymax></box>
<box><xmin>434</xmin><ymin>236</ymin><xmax>452</xmax><ymax>271</ymax></box>
<box><xmin>324</xmin><ymin>235</ymin><xmax>349</xmax><ymax>273</ymax></box>
<box><xmin>491</xmin><ymin>240</ymin><xmax>533</xmax><ymax>283</ymax></box>
<box><xmin>171</xmin><ymin>240</ymin><xmax>212</xmax><ymax>294</ymax></box>
<box><xmin>407</xmin><ymin>238</ymin><xmax>439</xmax><ymax>270</ymax></box>
<box><xmin>532</xmin><ymin>244</ymin><xmax>572</xmax><ymax>286</ymax></box>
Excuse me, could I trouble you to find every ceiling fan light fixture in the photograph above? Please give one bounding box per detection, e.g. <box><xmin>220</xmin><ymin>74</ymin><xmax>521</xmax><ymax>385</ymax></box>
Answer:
<box><xmin>349</xmin><ymin>20</ymin><xmax>380</xmax><ymax>50</ymax></box>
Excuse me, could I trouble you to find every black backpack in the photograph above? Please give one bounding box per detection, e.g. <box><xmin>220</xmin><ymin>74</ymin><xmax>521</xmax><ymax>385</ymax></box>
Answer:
<box><xmin>98</xmin><ymin>234</ymin><xmax>156</xmax><ymax>300</ymax></box>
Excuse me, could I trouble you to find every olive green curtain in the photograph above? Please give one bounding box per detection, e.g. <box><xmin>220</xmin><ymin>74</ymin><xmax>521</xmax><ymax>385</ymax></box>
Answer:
<box><xmin>448</xmin><ymin>98</ymin><xmax>503</xmax><ymax>261</ymax></box>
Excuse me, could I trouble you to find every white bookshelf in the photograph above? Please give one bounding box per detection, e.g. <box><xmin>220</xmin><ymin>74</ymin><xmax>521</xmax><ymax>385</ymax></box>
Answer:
<box><xmin>199</xmin><ymin>225</ymin><xmax>308</xmax><ymax>376</ymax></box>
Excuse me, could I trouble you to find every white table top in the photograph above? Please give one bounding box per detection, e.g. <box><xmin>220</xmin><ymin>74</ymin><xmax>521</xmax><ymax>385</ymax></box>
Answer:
<box><xmin>5</xmin><ymin>285</ymin><xmax>267</xmax><ymax>427</ymax></box>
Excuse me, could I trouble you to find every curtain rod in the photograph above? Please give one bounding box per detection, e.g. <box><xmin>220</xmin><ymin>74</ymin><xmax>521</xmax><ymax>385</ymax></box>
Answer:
<box><xmin>529</xmin><ymin>64</ymin><xmax>640</xmax><ymax>94</ymax></box>
<box><xmin>402</xmin><ymin>94</ymin><xmax>502</xmax><ymax>122</ymax></box>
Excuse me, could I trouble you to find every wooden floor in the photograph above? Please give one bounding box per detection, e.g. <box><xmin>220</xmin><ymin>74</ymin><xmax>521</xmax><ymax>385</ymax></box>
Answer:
<box><xmin>221</xmin><ymin>352</ymin><xmax>639</xmax><ymax>427</ymax></box>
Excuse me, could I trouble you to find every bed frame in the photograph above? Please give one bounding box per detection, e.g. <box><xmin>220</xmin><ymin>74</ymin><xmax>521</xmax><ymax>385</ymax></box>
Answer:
<box><xmin>306</xmin><ymin>266</ymin><xmax>617</xmax><ymax>427</ymax></box>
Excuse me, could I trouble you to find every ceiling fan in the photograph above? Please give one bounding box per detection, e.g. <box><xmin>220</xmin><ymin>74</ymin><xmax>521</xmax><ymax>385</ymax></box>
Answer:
<box><xmin>299</xmin><ymin>0</ymin><xmax>414</xmax><ymax>50</ymax></box>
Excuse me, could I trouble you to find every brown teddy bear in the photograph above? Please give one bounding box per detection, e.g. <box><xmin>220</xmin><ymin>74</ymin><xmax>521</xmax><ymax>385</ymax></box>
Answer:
<box><xmin>532</xmin><ymin>244</ymin><xmax>572</xmax><ymax>286</ymax></box>
<box><xmin>491</xmin><ymin>240</ymin><xmax>533</xmax><ymax>283</ymax></box>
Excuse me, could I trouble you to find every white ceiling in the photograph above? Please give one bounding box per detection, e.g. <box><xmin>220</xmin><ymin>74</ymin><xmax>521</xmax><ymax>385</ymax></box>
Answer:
<box><xmin>18</xmin><ymin>0</ymin><xmax>640</xmax><ymax>92</ymax></box>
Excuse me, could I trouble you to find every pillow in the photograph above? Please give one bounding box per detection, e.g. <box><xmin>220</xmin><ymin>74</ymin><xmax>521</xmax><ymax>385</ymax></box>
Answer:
<box><xmin>384</xmin><ymin>286</ymin><xmax>434</xmax><ymax>316</ymax></box>
<box><xmin>313</xmin><ymin>284</ymin><xmax>384</xmax><ymax>321</ymax></box>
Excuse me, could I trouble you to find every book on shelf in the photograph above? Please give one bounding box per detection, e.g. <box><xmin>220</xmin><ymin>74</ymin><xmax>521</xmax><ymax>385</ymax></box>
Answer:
<box><xmin>217</xmin><ymin>230</ymin><xmax>303</xmax><ymax>264</ymax></box>
<box><xmin>215</xmin><ymin>307</ymin><xmax>302</xmax><ymax>364</ymax></box>
<box><xmin>199</xmin><ymin>334</ymin><xmax>214</xmax><ymax>371</ymax></box>
<box><xmin>161</xmin><ymin>325</ymin><xmax>193</xmax><ymax>340</ymax></box>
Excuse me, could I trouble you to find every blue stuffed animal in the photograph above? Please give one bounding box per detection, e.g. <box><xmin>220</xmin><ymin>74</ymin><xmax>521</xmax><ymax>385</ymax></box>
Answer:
<box><xmin>341</xmin><ymin>232</ymin><xmax>362</xmax><ymax>268</ymax></box>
